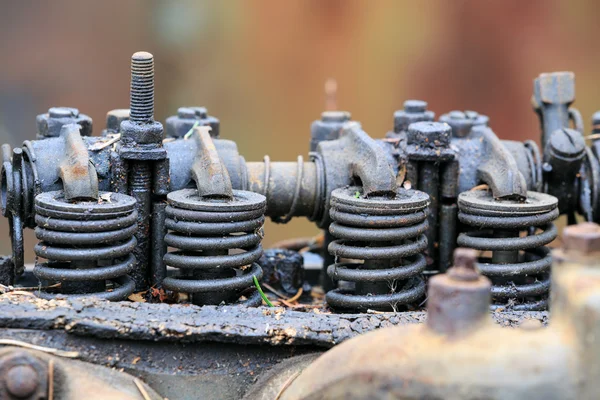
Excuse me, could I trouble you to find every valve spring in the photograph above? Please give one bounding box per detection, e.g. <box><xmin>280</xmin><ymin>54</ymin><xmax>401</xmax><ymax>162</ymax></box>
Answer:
<box><xmin>326</xmin><ymin>186</ymin><xmax>430</xmax><ymax>312</ymax></box>
<box><xmin>457</xmin><ymin>190</ymin><xmax>559</xmax><ymax>311</ymax></box>
<box><xmin>161</xmin><ymin>189</ymin><xmax>266</xmax><ymax>306</ymax></box>
<box><xmin>33</xmin><ymin>191</ymin><xmax>137</xmax><ymax>300</ymax></box>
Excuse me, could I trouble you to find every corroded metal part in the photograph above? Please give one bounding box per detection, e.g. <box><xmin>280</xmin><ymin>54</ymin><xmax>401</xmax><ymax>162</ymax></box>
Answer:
<box><xmin>0</xmin><ymin>347</ymin><xmax>161</xmax><ymax>400</ymax></box>
<box><xmin>33</xmin><ymin>190</ymin><xmax>137</xmax><ymax>300</ymax></box>
<box><xmin>279</xmin><ymin>234</ymin><xmax>600</xmax><ymax>399</ymax></box>
<box><xmin>161</xmin><ymin>188</ymin><xmax>266</xmax><ymax>305</ymax></box>
<box><xmin>36</xmin><ymin>107</ymin><xmax>93</xmax><ymax>139</ymax></box>
<box><xmin>457</xmin><ymin>190</ymin><xmax>559</xmax><ymax>310</ymax></box>
<box><xmin>58</xmin><ymin>124</ymin><xmax>98</xmax><ymax>201</ymax></box>
<box><xmin>326</xmin><ymin>186</ymin><xmax>430</xmax><ymax>312</ymax></box>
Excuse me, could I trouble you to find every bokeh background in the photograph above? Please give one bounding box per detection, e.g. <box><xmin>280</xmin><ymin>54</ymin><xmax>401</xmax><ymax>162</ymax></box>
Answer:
<box><xmin>0</xmin><ymin>0</ymin><xmax>599</xmax><ymax>261</ymax></box>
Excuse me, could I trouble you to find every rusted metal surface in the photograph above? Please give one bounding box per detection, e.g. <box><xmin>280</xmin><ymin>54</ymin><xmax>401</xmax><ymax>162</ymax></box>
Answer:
<box><xmin>278</xmin><ymin>233</ymin><xmax>600</xmax><ymax>399</ymax></box>
<box><xmin>58</xmin><ymin>124</ymin><xmax>98</xmax><ymax>200</ymax></box>
<box><xmin>190</xmin><ymin>126</ymin><xmax>233</xmax><ymax>199</ymax></box>
<box><xmin>0</xmin><ymin>346</ymin><xmax>162</xmax><ymax>399</ymax></box>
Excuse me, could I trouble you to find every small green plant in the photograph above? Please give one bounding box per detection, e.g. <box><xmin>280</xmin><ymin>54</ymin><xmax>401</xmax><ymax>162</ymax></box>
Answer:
<box><xmin>253</xmin><ymin>275</ymin><xmax>274</xmax><ymax>307</ymax></box>
<box><xmin>354</xmin><ymin>191</ymin><xmax>360</xmax><ymax>198</ymax></box>
<box><xmin>183</xmin><ymin>121</ymin><xmax>201</xmax><ymax>139</ymax></box>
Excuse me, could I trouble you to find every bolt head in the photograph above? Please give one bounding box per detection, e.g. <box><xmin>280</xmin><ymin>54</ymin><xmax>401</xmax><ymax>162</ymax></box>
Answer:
<box><xmin>562</xmin><ymin>222</ymin><xmax>600</xmax><ymax>255</ymax></box>
<box><xmin>407</xmin><ymin>121</ymin><xmax>452</xmax><ymax>147</ymax></box>
<box><xmin>105</xmin><ymin>109</ymin><xmax>129</xmax><ymax>132</ymax></box>
<box><xmin>448</xmin><ymin>110</ymin><xmax>466</xmax><ymax>120</ymax></box>
<box><xmin>132</xmin><ymin>51</ymin><xmax>153</xmax><ymax>61</ymax></box>
<box><xmin>447</xmin><ymin>248</ymin><xmax>480</xmax><ymax>281</ymax></box>
<box><xmin>49</xmin><ymin>107</ymin><xmax>78</xmax><ymax>118</ymax></box>
<box><xmin>593</xmin><ymin>111</ymin><xmax>600</xmax><ymax>126</ymax></box>
<box><xmin>404</xmin><ymin>100</ymin><xmax>427</xmax><ymax>114</ymax></box>
<box><xmin>5</xmin><ymin>365</ymin><xmax>39</xmax><ymax>398</ymax></box>
<box><xmin>321</xmin><ymin>111</ymin><xmax>351</xmax><ymax>123</ymax></box>
<box><xmin>177</xmin><ymin>107</ymin><xmax>197</xmax><ymax>119</ymax></box>
<box><xmin>535</xmin><ymin>71</ymin><xmax>575</xmax><ymax>104</ymax></box>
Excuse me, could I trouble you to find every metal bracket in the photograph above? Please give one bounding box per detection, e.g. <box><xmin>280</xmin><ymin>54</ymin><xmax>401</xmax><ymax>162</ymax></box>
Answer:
<box><xmin>473</xmin><ymin>126</ymin><xmax>528</xmax><ymax>199</ymax></box>
<box><xmin>59</xmin><ymin>124</ymin><xmax>99</xmax><ymax>200</ymax></box>
<box><xmin>191</xmin><ymin>126</ymin><xmax>233</xmax><ymax>199</ymax></box>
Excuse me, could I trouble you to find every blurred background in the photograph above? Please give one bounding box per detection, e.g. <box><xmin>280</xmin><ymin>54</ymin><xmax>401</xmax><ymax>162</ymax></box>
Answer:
<box><xmin>0</xmin><ymin>0</ymin><xmax>599</xmax><ymax>261</ymax></box>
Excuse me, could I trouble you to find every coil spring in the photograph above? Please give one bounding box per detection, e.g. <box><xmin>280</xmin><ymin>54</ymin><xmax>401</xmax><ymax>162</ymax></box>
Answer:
<box><xmin>326</xmin><ymin>186</ymin><xmax>430</xmax><ymax>312</ymax></box>
<box><xmin>457</xmin><ymin>190</ymin><xmax>559</xmax><ymax>311</ymax></box>
<box><xmin>161</xmin><ymin>188</ymin><xmax>266</xmax><ymax>306</ymax></box>
<box><xmin>33</xmin><ymin>191</ymin><xmax>137</xmax><ymax>300</ymax></box>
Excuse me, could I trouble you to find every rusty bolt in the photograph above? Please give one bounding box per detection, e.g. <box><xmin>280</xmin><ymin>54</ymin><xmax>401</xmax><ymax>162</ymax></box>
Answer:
<box><xmin>562</xmin><ymin>222</ymin><xmax>600</xmax><ymax>255</ymax></box>
<box><xmin>447</xmin><ymin>248</ymin><xmax>480</xmax><ymax>281</ymax></box>
<box><xmin>5</xmin><ymin>364</ymin><xmax>39</xmax><ymax>398</ymax></box>
<box><xmin>130</xmin><ymin>51</ymin><xmax>155</xmax><ymax>124</ymax></box>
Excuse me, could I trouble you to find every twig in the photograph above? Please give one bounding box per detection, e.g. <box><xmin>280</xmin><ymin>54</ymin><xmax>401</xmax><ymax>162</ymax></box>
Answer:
<box><xmin>0</xmin><ymin>339</ymin><xmax>79</xmax><ymax>358</ymax></box>
<box><xmin>48</xmin><ymin>359</ymin><xmax>54</xmax><ymax>400</ymax></box>
<box><xmin>275</xmin><ymin>370</ymin><xmax>301</xmax><ymax>400</ymax></box>
<box><xmin>88</xmin><ymin>134</ymin><xmax>121</xmax><ymax>151</ymax></box>
<box><xmin>133</xmin><ymin>378</ymin><xmax>152</xmax><ymax>400</ymax></box>
<box><xmin>287</xmin><ymin>287</ymin><xmax>303</xmax><ymax>303</ymax></box>
<box><xmin>1</xmin><ymin>290</ymin><xmax>37</xmax><ymax>297</ymax></box>
<box><xmin>470</xmin><ymin>184</ymin><xmax>489</xmax><ymax>191</ymax></box>
<box><xmin>262</xmin><ymin>283</ymin><xmax>288</xmax><ymax>300</ymax></box>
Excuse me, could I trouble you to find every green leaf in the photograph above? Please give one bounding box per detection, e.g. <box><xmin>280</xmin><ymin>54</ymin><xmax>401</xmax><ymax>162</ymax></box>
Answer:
<box><xmin>354</xmin><ymin>191</ymin><xmax>360</xmax><ymax>198</ymax></box>
<box><xmin>253</xmin><ymin>275</ymin><xmax>274</xmax><ymax>307</ymax></box>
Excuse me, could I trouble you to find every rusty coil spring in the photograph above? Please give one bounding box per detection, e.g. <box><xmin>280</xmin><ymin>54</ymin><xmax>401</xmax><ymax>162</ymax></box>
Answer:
<box><xmin>161</xmin><ymin>188</ymin><xmax>266</xmax><ymax>306</ymax></box>
<box><xmin>457</xmin><ymin>190</ymin><xmax>559</xmax><ymax>311</ymax></box>
<box><xmin>326</xmin><ymin>186</ymin><xmax>430</xmax><ymax>312</ymax></box>
<box><xmin>33</xmin><ymin>191</ymin><xmax>137</xmax><ymax>300</ymax></box>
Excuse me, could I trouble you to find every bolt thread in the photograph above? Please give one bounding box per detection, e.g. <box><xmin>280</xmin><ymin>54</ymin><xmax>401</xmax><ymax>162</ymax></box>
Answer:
<box><xmin>130</xmin><ymin>52</ymin><xmax>154</xmax><ymax>123</ymax></box>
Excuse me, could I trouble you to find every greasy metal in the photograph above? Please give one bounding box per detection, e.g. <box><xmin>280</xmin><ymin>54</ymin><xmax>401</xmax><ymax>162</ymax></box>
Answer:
<box><xmin>33</xmin><ymin>190</ymin><xmax>137</xmax><ymax>300</ymax></box>
<box><xmin>102</xmin><ymin>108</ymin><xmax>129</xmax><ymax>136</ymax></box>
<box><xmin>150</xmin><ymin>200</ymin><xmax>167</xmax><ymax>286</ymax></box>
<box><xmin>259</xmin><ymin>249</ymin><xmax>305</xmax><ymax>295</ymax></box>
<box><xmin>532</xmin><ymin>71</ymin><xmax>576</xmax><ymax>150</ymax></box>
<box><xmin>316</xmin><ymin>122</ymin><xmax>398</xmax><ymax>227</ymax></box>
<box><xmin>543</xmin><ymin>128</ymin><xmax>586</xmax><ymax>215</ymax></box>
<box><xmin>406</xmin><ymin>121</ymin><xmax>454</xmax><ymax>268</ymax></box>
<box><xmin>161</xmin><ymin>188</ymin><xmax>266</xmax><ymax>305</ymax></box>
<box><xmin>36</xmin><ymin>107</ymin><xmax>92</xmax><ymax>139</ymax></box>
<box><xmin>387</xmin><ymin>100</ymin><xmax>435</xmax><ymax>138</ymax></box>
<box><xmin>326</xmin><ymin>186</ymin><xmax>430</xmax><ymax>311</ymax></box>
<box><xmin>0</xmin><ymin>347</ymin><xmax>161</xmax><ymax>399</ymax></box>
<box><xmin>118</xmin><ymin>52</ymin><xmax>167</xmax><ymax>291</ymax></box>
<box><xmin>166</xmin><ymin>106</ymin><xmax>221</xmax><ymax>138</ymax></box>
<box><xmin>246</xmin><ymin>159</ymin><xmax>318</xmax><ymax>219</ymax></box>
<box><xmin>474</xmin><ymin>126</ymin><xmax>529</xmax><ymax>199</ymax></box>
<box><xmin>190</xmin><ymin>126</ymin><xmax>234</xmax><ymax>199</ymax></box>
<box><xmin>457</xmin><ymin>190</ymin><xmax>559</xmax><ymax>310</ymax></box>
<box><xmin>310</xmin><ymin>111</ymin><xmax>351</xmax><ymax>152</ymax></box>
<box><xmin>279</xmin><ymin>228</ymin><xmax>600</xmax><ymax>399</ymax></box>
<box><xmin>439</xmin><ymin>110</ymin><xmax>489</xmax><ymax>138</ymax></box>
<box><xmin>58</xmin><ymin>124</ymin><xmax>99</xmax><ymax>200</ymax></box>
